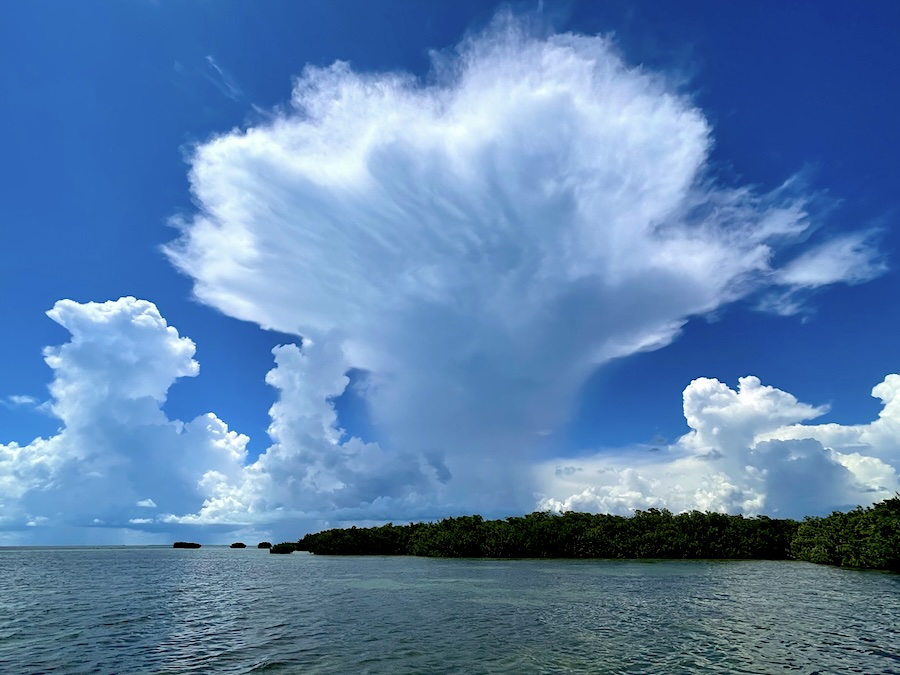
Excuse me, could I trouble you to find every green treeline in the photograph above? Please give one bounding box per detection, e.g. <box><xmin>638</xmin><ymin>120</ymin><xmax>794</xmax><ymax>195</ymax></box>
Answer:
<box><xmin>296</xmin><ymin>510</ymin><xmax>796</xmax><ymax>560</ymax></box>
<box><xmin>791</xmin><ymin>496</ymin><xmax>900</xmax><ymax>570</ymax></box>
<box><xmin>291</xmin><ymin>496</ymin><xmax>899</xmax><ymax>571</ymax></box>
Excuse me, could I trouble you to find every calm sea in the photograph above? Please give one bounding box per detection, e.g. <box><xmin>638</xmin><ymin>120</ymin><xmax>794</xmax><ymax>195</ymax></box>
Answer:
<box><xmin>0</xmin><ymin>547</ymin><xmax>897</xmax><ymax>674</ymax></box>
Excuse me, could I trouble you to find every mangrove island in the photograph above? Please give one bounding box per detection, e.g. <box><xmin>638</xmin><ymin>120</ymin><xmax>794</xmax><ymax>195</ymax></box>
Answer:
<box><xmin>277</xmin><ymin>495</ymin><xmax>900</xmax><ymax>571</ymax></box>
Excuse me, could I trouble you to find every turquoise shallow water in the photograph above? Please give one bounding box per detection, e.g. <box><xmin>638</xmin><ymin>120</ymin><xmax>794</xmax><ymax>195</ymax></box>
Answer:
<box><xmin>0</xmin><ymin>548</ymin><xmax>898</xmax><ymax>674</ymax></box>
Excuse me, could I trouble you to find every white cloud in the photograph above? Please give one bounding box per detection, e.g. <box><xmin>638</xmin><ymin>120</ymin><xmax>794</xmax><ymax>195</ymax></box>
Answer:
<box><xmin>162</xmin><ymin>16</ymin><xmax>883</xmax><ymax>524</ymax></box>
<box><xmin>775</xmin><ymin>233</ymin><xmax>885</xmax><ymax>288</ymax></box>
<box><xmin>4</xmin><ymin>395</ymin><xmax>39</xmax><ymax>407</ymax></box>
<box><xmin>537</xmin><ymin>374</ymin><xmax>900</xmax><ymax>518</ymax></box>
<box><xmin>762</xmin><ymin>232</ymin><xmax>886</xmax><ymax>315</ymax></box>
<box><xmin>161</xmin><ymin>340</ymin><xmax>435</xmax><ymax>526</ymax></box>
<box><xmin>203</xmin><ymin>55</ymin><xmax>243</xmax><ymax>101</ymax></box>
<box><xmin>1</xmin><ymin>296</ymin><xmax>896</xmax><ymax>541</ymax></box>
<box><xmin>0</xmin><ymin>17</ymin><xmax>889</xmax><ymax>540</ymax></box>
<box><xmin>0</xmin><ymin>298</ymin><xmax>248</xmax><ymax>541</ymax></box>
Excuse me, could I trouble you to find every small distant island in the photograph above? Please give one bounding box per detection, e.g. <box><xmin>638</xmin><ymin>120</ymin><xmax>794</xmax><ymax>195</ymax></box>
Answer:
<box><xmin>257</xmin><ymin>541</ymin><xmax>272</xmax><ymax>549</ymax></box>
<box><xmin>273</xmin><ymin>495</ymin><xmax>899</xmax><ymax>571</ymax></box>
<box><xmin>269</xmin><ymin>542</ymin><xmax>297</xmax><ymax>554</ymax></box>
<box><xmin>172</xmin><ymin>541</ymin><xmax>201</xmax><ymax>549</ymax></box>
<box><xmin>230</xmin><ymin>542</ymin><xmax>246</xmax><ymax>548</ymax></box>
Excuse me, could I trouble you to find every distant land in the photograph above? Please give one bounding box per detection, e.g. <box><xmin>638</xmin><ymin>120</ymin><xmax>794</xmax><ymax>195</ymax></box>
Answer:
<box><xmin>170</xmin><ymin>541</ymin><xmax>272</xmax><ymax>550</ymax></box>
<box><xmin>264</xmin><ymin>497</ymin><xmax>900</xmax><ymax>571</ymax></box>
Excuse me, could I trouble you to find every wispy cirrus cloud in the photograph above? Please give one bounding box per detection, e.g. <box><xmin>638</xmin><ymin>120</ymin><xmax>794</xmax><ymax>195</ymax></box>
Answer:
<box><xmin>3</xmin><ymin>395</ymin><xmax>39</xmax><ymax>408</ymax></box>
<box><xmin>203</xmin><ymin>55</ymin><xmax>243</xmax><ymax>101</ymax></box>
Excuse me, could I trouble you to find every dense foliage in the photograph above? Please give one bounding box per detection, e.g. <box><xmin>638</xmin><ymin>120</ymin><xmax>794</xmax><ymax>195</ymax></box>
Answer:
<box><xmin>257</xmin><ymin>541</ymin><xmax>272</xmax><ymax>549</ymax></box>
<box><xmin>294</xmin><ymin>496</ymin><xmax>900</xmax><ymax>570</ymax></box>
<box><xmin>296</xmin><ymin>510</ymin><xmax>797</xmax><ymax>560</ymax></box>
<box><xmin>172</xmin><ymin>541</ymin><xmax>201</xmax><ymax>549</ymax></box>
<box><xmin>230</xmin><ymin>542</ymin><xmax>246</xmax><ymax>548</ymax></box>
<box><xmin>791</xmin><ymin>496</ymin><xmax>900</xmax><ymax>571</ymax></box>
<box><xmin>269</xmin><ymin>542</ymin><xmax>297</xmax><ymax>554</ymax></box>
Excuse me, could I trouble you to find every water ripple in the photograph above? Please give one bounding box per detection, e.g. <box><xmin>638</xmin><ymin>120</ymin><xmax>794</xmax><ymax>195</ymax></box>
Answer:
<box><xmin>0</xmin><ymin>551</ymin><xmax>897</xmax><ymax>674</ymax></box>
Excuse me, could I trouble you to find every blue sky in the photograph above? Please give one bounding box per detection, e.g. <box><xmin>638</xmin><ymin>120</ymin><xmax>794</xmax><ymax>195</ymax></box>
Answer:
<box><xmin>2</xmin><ymin>1</ymin><xmax>899</xmax><ymax>544</ymax></box>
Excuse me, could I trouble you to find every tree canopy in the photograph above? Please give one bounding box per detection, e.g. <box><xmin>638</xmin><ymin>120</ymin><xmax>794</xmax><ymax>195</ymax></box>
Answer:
<box><xmin>291</xmin><ymin>496</ymin><xmax>900</xmax><ymax>571</ymax></box>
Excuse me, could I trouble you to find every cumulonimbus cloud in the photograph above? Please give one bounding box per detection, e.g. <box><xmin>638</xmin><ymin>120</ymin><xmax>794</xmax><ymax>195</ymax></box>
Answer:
<box><xmin>0</xmin><ymin>16</ymin><xmax>888</xmax><ymax>541</ymax></box>
<box><xmin>160</xmin><ymin>15</ymin><xmax>883</xmax><ymax>524</ymax></box>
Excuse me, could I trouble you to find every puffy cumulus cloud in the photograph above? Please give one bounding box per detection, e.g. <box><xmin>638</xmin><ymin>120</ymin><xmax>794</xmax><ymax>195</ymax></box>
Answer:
<box><xmin>0</xmin><ymin>298</ymin><xmax>248</xmax><ymax>543</ymax></box>
<box><xmin>163</xmin><ymin>340</ymin><xmax>435</xmax><ymax>526</ymax></box>
<box><xmin>42</xmin><ymin>297</ymin><xmax>199</xmax><ymax>424</ymax></box>
<box><xmin>3</xmin><ymin>308</ymin><xmax>895</xmax><ymax>540</ymax></box>
<box><xmin>538</xmin><ymin>375</ymin><xmax>900</xmax><ymax>518</ymax></box>
<box><xmin>160</xmin><ymin>15</ymin><xmax>883</xmax><ymax>525</ymax></box>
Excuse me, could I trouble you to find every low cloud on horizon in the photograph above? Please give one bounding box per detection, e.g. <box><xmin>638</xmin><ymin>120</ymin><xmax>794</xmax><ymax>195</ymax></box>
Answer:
<box><xmin>0</xmin><ymin>15</ymin><xmax>891</xmax><ymax>543</ymax></box>
<box><xmin>0</xmin><ymin>297</ymin><xmax>897</xmax><ymax>544</ymax></box>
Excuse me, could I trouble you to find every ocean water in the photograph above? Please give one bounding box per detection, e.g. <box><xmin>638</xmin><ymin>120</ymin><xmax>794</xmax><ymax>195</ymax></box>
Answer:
<box><xmin>0</xmin><ymin>548</ymin><xmax>898</xmax><ymax>674</ymax></box>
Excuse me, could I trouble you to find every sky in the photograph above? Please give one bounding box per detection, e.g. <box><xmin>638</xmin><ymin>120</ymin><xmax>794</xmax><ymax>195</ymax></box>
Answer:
<box><xmin>2</xmin><ymin>1</ymin><xmax>899</xmax><ymax>545</ymax></box>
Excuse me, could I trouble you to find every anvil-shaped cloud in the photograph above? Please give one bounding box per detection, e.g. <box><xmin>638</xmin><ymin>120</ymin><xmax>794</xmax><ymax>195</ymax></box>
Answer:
<box><xmin>0</xmin><ymin>17</ymin><xmax>889</xmax><ymax>541</ymax></box>
<box><xmin>162</xmin><ymin>17</ymin><xmax>881</xmax><ymax>523</ymax></box>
